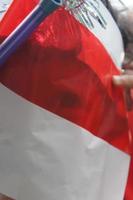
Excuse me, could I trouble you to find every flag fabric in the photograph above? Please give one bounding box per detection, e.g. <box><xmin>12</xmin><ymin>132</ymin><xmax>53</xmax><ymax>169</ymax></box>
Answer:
<box><xmin>125</xmin><ymin>111</ymin><xmax>133</xmax><ymax>200</ymax></box>
<box><xmin>0</xmin><ymin>0</ymin><xmax>132</xmax><ymax>199</ymax></box>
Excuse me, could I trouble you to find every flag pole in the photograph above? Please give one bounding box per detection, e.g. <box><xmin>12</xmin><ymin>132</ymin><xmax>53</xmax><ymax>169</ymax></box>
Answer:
<box><xmin>0</xmin><ymin>0</ymin><xmax>61</xmax><ymax>67</ymax></box>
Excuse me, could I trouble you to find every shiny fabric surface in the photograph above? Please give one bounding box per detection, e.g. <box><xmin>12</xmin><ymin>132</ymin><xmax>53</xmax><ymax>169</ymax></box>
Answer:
<box><xmin>0</xmin><ymin>0</ymin><xmax>132</xmax><ymax>199</ymax></box>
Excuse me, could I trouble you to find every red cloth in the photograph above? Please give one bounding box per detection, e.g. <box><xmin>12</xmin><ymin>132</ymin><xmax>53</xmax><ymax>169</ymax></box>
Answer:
<box><xmin>0</xmin><ymin>0</ymin><xmax>132</xmax><ymax>199</ymax></box>
<box><xmin>125</xmin><ymin>111</ymin><xmax>133</xmax><ymax>200</ymax></box>
<box><xmin>125</xmin><ymin>155</ymin><xmax>133</xmax><ymax>200</ymax></box>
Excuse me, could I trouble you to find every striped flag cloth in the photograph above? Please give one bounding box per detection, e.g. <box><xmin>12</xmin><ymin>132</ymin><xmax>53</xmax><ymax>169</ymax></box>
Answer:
<box><xmin>0</xmin><ymin>0</ymin><xmax>132</xmax><ymax>199</ymax></box>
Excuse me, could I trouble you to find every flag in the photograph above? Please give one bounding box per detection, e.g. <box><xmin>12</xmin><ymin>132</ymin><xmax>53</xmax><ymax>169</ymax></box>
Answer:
<box><xmin>125</xmin><ymin>111</ymin><xmax>133</xmax><ymax>200</ymax></box>
<box><xmin>0</xmin><ymin>0</ymin><xmax>131</xmax><ymax>199</ymax></box>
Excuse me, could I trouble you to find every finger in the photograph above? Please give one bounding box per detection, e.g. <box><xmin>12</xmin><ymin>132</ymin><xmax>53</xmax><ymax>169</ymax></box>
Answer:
<box><xmin>0</xmin><ymin>194</ymin><xmax>14</xmax><ymax>200</ymax></box>
<box><xmin>113</xmin><ymin>75</ymin><xmax>133</xmax><ymax>88</ymax></box>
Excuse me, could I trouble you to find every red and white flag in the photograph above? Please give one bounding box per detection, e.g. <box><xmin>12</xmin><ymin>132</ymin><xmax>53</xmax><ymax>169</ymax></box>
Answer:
<box><xmin>0</xmin><ymin>0</ymin><xmax>132</xmax><ymax>199</ymax></box>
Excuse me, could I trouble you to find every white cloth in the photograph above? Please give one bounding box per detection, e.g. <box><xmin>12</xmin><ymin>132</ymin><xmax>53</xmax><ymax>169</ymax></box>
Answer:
<box><xmin>0</xmin><ymin>0</ymin><xmax>12</xmax><ymax>20</ymax></box>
